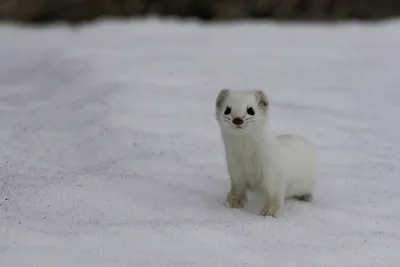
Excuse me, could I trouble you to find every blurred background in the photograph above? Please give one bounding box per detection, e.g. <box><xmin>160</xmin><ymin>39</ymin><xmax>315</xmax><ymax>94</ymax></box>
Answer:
<box><xmin>1</xmin><ymin>0</ymin><xmax>400</xmax><ymax>23</ymax></box>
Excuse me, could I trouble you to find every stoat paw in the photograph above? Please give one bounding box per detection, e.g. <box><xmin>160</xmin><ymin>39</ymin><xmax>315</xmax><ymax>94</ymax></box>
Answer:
<box><xmin>226</xmin><ymin>191</ymin><xmax>247</xmax><ymax>209</ymax></box>
<box><xmin>259</xmin><ymin>201</ymin><xmax>281</xmax><ymax>218</ymax></box>
<box><xmin>295</xmin><ymin>193</ymin><xmax>313</xmax><ymax>203</ymax></box>
<box><xmin>259</xmin><ymin>207</ymin><xmax>279</xmax><ymax>218</ymax></box>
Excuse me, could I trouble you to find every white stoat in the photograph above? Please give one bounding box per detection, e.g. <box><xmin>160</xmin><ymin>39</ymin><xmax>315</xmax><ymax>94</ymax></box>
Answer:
<box><xmin>214</xmin><ymin>89</ymin><xmax>317</xmax><ymax>217</ymax></box>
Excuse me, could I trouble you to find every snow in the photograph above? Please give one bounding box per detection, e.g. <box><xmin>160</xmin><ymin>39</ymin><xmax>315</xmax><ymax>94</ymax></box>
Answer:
<box><xmin>1</xmin><ymin>18</ymin><xmax>400</xmax><ymax>266</ymax></box>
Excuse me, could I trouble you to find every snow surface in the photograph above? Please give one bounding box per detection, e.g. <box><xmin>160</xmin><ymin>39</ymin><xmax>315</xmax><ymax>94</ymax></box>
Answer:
<box><xmin>1</xmin><ymin>18</ymin><xmax>400</xmax><ymax>267</ymax></box>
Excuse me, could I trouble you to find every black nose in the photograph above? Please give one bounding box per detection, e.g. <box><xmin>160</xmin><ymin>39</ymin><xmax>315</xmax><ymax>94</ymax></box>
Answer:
<box><xmin>232</xmin><ymin>117</ymin><xmax>244</xmax><ymax>126</ymax></box>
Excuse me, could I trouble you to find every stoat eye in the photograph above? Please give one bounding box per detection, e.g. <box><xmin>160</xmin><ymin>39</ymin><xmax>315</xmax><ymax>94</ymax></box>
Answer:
<box><xmin>247</xmin><ymin>107</ymin><xmax>255</xmax><ymax>116</ymax></box>
<box><xmin>224</xmin><ymin>107</ymin><xmax>231</xmax><ymax>115</ymax></box>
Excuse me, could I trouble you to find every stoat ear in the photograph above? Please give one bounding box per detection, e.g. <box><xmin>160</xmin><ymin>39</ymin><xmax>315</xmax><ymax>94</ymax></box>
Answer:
<box><xmin>215</xmin><ymin>89</ymin><xmax>230</xmax><ymax>109</ymax></box>
<box><xmin>254</xmin><ymin>90</ymin><xmax>268</xmax><ymax>108</ymax></box>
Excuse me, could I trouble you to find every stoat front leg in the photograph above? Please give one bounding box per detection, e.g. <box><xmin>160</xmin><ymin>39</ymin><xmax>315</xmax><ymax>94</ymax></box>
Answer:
<box><xmin>259</xmin><ymin>189</ymin><xmax>284</xmax><ymax>217</ymax></box>
<box><xmin>259</xmin><ymin>167</ymin><xmax>285</xmax><ymax>217</ymax></box>
<box><xmin>226</xmin><ymin>178</ymin><xmax>248</xmax><ymax>209</ymax></box>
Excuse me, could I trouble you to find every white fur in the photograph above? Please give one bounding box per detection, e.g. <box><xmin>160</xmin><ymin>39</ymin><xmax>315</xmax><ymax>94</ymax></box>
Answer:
<box><xmin>215</xmin><ymin>89</ymin><xmax>317</xmax><ymax>217</ymax></box>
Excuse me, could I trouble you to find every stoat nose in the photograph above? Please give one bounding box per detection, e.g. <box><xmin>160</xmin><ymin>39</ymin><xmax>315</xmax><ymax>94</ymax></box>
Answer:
<box><xmin>232</xmin><ymin>117</ymin><xmax>244</xmax><ymax>126</ymax></box>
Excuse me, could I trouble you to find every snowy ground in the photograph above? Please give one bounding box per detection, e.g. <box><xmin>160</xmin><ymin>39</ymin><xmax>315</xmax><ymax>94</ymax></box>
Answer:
<box><xmin>0</xmin><ymin>18</ymin><xmax>399</xmax><ymax>267</ymax></box>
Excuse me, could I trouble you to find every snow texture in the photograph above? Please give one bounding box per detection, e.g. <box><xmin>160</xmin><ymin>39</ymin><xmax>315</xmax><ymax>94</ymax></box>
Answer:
<box><xmin>1</xmin><ymin>18</ymin><xmax>400</xmax><ymax>267</ymax></box>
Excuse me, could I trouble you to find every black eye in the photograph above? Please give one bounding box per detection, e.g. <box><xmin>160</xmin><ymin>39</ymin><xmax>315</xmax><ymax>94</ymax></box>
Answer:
<box><xmin>224</xmin><ymin>107</ymin><xmax>231</xmax><ymax>115</ymax></box>
<box><xmin>247</xmin><ymin>107</ymin><xmax>255</xmax><ymax>116</ymax></box>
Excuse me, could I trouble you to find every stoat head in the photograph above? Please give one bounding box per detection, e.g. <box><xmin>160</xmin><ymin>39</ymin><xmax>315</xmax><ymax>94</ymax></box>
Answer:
<box><xmin>215</xmin><ymin>89</ymin><xmax>269</xmax><ymax>133</ymax></box>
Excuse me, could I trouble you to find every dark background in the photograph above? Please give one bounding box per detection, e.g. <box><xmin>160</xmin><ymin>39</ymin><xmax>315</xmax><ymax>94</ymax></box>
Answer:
<box><xmin>1</xmin><ymin>0</ymin><xmax>400</xmax><ymax>24</ymax></box>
